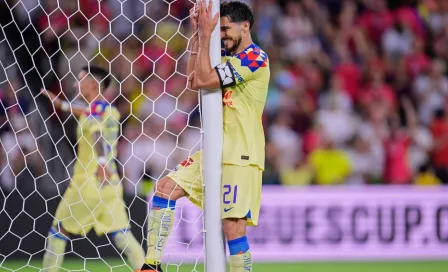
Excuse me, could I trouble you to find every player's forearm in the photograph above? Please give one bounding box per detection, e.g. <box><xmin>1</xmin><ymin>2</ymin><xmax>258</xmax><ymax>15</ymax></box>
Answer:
<box><xmin>93</xmin><ymin>132</ymin><xmax>107</xmax><ymax>159</ymax></box>
<box><xmin>49</xmin><ymin>98</ymin><xmax>85</xmax><ymax>118</ymax></box>
<box><xmin>70</xmin><ymin>104</ymin><xmax>86</xmax><ymax>118</ymax></box>
<box><xmin>193</xmin><ymin>34</ymin><xmax>214</xmax><ymax>87</ymax></box>
<box><xmin>187</xmin><ymin>35</ymin><xmax>199</xmax><ymax>88</ymax></box>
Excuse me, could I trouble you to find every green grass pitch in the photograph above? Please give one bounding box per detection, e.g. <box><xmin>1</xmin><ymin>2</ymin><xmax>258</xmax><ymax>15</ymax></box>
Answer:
<box><xmin>1</xmin><ymin>259</ymin><xmax>448</xmax><ymax>272</ymax></box>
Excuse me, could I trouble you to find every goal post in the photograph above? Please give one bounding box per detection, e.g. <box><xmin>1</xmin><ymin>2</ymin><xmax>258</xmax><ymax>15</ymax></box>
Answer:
<box><xmin>0</xmin><ymin>0</ymin><xmax>227</xmax><ymax>270</ymax></box>
<box><xmin>201</xmin><ymin>0</ymin><xmax>227</xmax><ymax>271</ymax></box>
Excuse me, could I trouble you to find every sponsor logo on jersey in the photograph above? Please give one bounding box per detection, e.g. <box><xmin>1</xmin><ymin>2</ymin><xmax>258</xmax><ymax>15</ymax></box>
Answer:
<box><xmin>180</xmin><ymin>157</ymin><xmax>194</xmax><ymax>167</ymax></box>
<box><xmin>223</xmin><ymin>90</ymin><xmax>233</xmax><ymax>106</ymax></box>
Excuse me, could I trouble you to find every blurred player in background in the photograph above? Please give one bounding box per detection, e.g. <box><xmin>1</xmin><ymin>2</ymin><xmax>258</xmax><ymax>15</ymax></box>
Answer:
<box><xmin>41</xmin><ymin>66</ymin><xmax>144</xmax><ymax>271</ymax></box>
<box><xmin>138</xmin><ymin>1</ymin><xmax>269</xmax><ymax>271</ymax></box>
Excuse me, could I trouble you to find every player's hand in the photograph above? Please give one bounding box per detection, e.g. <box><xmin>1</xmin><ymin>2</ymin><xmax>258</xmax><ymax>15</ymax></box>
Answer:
<box><xmin>96</xmin><ymin>165</ymin><xmax>112</xmax><ymax>187</ymax></box>
<box><xmin>197</xmin><ymin>0</ymin><xmax>219</xmax><ymax>38</ymax></box>
<box><xmin>189</xmin><ymin>5</ymin><xmax>199</xmax><ymax>35</ymax></box>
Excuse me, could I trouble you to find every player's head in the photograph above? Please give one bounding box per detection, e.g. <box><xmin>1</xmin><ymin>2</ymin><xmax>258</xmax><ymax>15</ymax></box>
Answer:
<box><xmin>75</xmin><ymin>66</ymin><xmax>110</xmax><ymax>102</ymax></box>
<box><xmin>220</xmin><ymin>1</ymin><xmax>254</xmax><ymax>54</ymax></box>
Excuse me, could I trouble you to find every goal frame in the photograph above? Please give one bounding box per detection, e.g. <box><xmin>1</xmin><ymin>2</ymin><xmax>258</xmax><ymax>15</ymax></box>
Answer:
<box><xmin>201</xmin><ymin>0</ymin><xmax>226</xmax><ymax>271</ymax></box>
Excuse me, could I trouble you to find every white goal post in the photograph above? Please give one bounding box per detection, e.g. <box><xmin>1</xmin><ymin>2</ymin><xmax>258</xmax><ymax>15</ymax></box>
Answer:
<box><xmin>201</xmin><ymin>0</ymin><xmax>227</xmax><ymax>270</ymax></box>
<box><xmin>0</xmin><ymin>0</ymin><xmax>227</xmax><ymax>271</ymax></box>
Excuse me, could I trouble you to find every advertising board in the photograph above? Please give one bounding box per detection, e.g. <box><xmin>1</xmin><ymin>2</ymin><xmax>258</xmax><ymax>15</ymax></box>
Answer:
<box><xmin>162</xmin><ymin>186</ymin><xmax>448</xmax><ymax>263</ymax></box>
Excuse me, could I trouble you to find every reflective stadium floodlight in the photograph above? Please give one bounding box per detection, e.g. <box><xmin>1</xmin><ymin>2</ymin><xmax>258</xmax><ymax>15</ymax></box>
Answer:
<box><xmin>201</xmin><ymin>0</ymin><xmax>226</xmax><ymax>271</ymax></box>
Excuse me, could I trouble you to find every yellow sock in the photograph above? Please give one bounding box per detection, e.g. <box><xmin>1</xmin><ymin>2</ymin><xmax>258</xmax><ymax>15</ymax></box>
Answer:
<box><xmin>112</xmin><ymin>230</ymin><xmax>145</xmax><ymax>269</ymax></box>
<box><xmin>228</xmin><ymin>236</ymin><xmax>252</xmax><ymax>272</ymax></box>
<box><xmin>42</xmin><ymin>227</ymin><xmax>68</xmax><ymax>272</ymax></box>
<box><xmin>229</xmin><ymin>250</ymin><xmax>252</xmax><ymax>272</ymax></box>
<box><xmin>145</xmin><ymin>196</ymin><xmax>175</xmax><ymax>265</ymax></box>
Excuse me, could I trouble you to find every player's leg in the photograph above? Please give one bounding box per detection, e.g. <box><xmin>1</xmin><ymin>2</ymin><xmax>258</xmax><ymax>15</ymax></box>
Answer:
<box><xmin>223</xmin><ymin>218</ymin><xmax>252</xmax><ymax>272</ymax></box>
<box><xmin>43</xmin><ymin>188</ymin><xmax>97</xmax><ymax>271</ymax></box>
<box><xmin>142</xmin><ymin>175</ymin><xmax>186</xmax><ymax>271</ymax></box>
<box><xmin>221</xmin><ymin>165</ymin><xmax>262</xmax><ymax>272</ymax></box>
<box><xmin>96</xmin><ymin>194</ymin><xmax>145</xmax><ymax>270</ymax></box>
<box><xmin>140</xmin><ymin>152</ymin><xmax>203</xmax><ymax>272</ymax></box>
<box><xmin>42</xmin><ymin>223</ymin><xmax>69</xmax><ymax>272</ymax></box>
<box><xmin>110</xmin><ymin>229</ymin><xmax>145</xmax><ymax>269</ymax></box>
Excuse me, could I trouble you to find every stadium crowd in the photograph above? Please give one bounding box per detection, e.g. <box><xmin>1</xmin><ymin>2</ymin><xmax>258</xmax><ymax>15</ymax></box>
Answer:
<box><xmin>1</xmin><ymin>0</ymin><xmax>448</xmax><ymax>194</ymax></box>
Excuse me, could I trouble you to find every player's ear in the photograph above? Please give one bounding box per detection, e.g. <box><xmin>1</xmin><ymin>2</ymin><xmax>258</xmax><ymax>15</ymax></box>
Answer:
<box><xmin>243</xmin><ymin>21</ymin><xmax>250</xmax><ymax>33</ymax></box>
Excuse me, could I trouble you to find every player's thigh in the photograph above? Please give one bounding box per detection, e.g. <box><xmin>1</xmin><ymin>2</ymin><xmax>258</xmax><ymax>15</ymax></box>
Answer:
<box><xmin>164</xmin><ymin>150</ymin><xmax>203</xmax><ymax>207</ymax></box>
<box><xmin>94</xmin><ymin>197</ymin><xmax>130</xmax><ymax>236</ymax></box>
<box><xmin>53</xmin><ymin>189</ymin><xmax>98</xmax><ymax>236</ymax></box>
<box><xmin>221</xmin><ymin>165</ymin><xmax>262</xmax><ymax>226</ymax></box>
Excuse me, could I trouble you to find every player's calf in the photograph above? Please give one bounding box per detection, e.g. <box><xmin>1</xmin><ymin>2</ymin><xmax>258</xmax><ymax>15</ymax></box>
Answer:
<box><xmin>223</xmin><ymin>218</ymin><xmax>252</xmax><ymax>272</ymax></box>
<box><xmin>110</xmin><ymin>229</ymin><xmax>145</xmax><ymax>270</ymax></box>
<box><xmin>42</xmin><ymin>224</ymin><xmax>70</xmax><ymax>272</ymax></box>
<box><xmin>140</xmin><ymin>176</ymin><xmax>185</xmax><ymax>271</ymax></box>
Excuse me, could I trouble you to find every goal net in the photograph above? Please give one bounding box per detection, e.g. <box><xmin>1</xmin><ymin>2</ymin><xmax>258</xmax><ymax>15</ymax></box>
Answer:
<box><xmin>0</xmin><ymin>0</ymin><xmax>210</xmax><ymax>270</ymax></box>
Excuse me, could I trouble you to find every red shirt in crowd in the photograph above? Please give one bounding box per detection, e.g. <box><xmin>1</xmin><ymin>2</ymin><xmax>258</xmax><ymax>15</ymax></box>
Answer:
<box><xmin>395</xmin><ymin>6</ymin><xmax>425</xmax><ymax>38</ymax></box>
<box><xmin>334</xmin><ymin>62</ymin><xmax>361</xmax><ymax>100</ymax></box>
<box><xmin>430</xmin><ymin>118</ymin><xmax>448</xmax><ymax>167</ymax></box>
<box><xmin>357</xmin><ymin>83</ymin><xmax>397</xmax><ymax>110</ymax></box>
<box><xmin>383</xmin><ymin>132</ymin><xmax>411</xmax><ymax>184</ymax></box>
<box><xmin>405</xmin><ymin>52</ymin><xmax>430</xmax><ymax>78</ymax></box>
<box><xmin>358</xmin><ymin>9</ymin><xmax>394</xmax><ymax>44</ymax></box>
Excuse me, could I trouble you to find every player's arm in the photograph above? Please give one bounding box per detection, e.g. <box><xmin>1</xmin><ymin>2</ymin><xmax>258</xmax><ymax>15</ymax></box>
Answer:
<box><xmin>40</xmin><ymin>88</ymin><xmax>85</xmax><ymax>118</ymax></box>
<box><xmin>192</xmin><ymin>0</ymin><xmax>221</xmax><ymax>90</ymax></box>
<box><xmin>92</xmin><ymin>130</ymin><xmax>112</xmax><ymax>184</ymax></box>
<box><xmin>192</xmin><ymin>34</ymin><xmax>222</xmax><ymax>90</ymax></box>
<box><xmin>187</xmin><ymin>6</ymin><xmax>200</xmax><ymax>89</ymax></box>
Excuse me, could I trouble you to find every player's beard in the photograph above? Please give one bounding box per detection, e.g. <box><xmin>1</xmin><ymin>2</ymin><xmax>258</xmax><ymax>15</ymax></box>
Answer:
<box><xmin>223</xmin><ymin>35</ymin><xmax>242</xmax><ymax>54</ymax></box>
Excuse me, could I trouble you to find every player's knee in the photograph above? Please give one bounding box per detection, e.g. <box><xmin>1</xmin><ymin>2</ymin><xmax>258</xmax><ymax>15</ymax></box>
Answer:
<box><xmin>154</xmin><ymin>176</ymin><xmax>186</xmax><ymax>201</ymax></box>
<box><xmin>49</xmin><ymin>224</ymin><xmax>70</xmax><ymax>241</ymax></box>
<box><xmin>54</xmin><ymin>224</ymin><xmax>69</xmax><ymax>236</ymax></box>
<box><xmin>222</xmin><ymin>218</ymin><xmax>247</xmax><ymax>241</ymax></box>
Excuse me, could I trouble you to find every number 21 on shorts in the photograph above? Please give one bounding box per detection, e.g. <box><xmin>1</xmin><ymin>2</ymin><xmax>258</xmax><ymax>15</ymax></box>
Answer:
<box><xmin>223</xmin><ymin>185</ymin><xmax>238</xmax><ymax>204</ymax></box>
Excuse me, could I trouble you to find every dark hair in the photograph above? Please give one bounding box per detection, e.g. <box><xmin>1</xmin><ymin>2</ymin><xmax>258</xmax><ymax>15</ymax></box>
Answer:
<box><xmin>221</xmin><ymin>1</ymin><xmax>255</xmax><ymax>30</ymax></box>
<box><xmin>81</xmin><ymin>65</ymin><xmax>111</xmax><ymax>89</ymax></box>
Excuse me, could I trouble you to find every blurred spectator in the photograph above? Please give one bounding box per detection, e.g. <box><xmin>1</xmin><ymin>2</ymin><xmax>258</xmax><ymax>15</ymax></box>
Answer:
<box><xmin>280</xmin><ymin>160</ymin><xmax>313</xmax><ymax>186</ymax></box>
<box><xmin>308</xmin><ymin>137</ymin><xmax>352</xmax><ymax>185</ymax></box>
<box><xmin>0</xmin><ymin>82</ymin><xmax>42</xmax><ymax>190</ymax></box>
<box><xmin>414</xmin><ymin>162</ymin><xmax>441</xmax><ymax>185</ymax></box>
<box><xmin>413</xmin><ymin>59</ymin><xmax>448</xmax><ymax>125</ymax></box>
<box><xmin>429</xmin><ymin>108</ymin><xmax>448</xmax><ymax>184</ymax></box>
<box><xmin>5</xmin><ymin>0</ymin><xmax>448</xmax><ymax>193</ymax></box>
<box><xmin>277</xmin><ymin>0</ymin><xmax>320</xmax><ymax>59</ymax></box>
<box><xmin>268</xmin><ymin>112</ymin><xmax>302</xmax><ymax>171</ymax></box>
<box><xmin>358</xmin><ymin>0</ymin><xmax>394</xmax><ymax>45</ymax></box>
<box><xmin>345</xmin><ymin>135</ymin><xmax>376</xmax><ymax>185</ymax></box>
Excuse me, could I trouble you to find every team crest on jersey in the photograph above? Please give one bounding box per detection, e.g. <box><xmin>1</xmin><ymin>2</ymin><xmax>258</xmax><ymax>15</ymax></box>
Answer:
<box><xmin>236</xmin><ymin>44</ymin><xmax>268</xmax><ymax>73</ymax></box>
<box><xmin>222</xmin><ymin>90</ymin><xmax>233</xmax><ymax>106</ymax></box>
<box><xmin>87</xmin><ymin>101</ymin><xmax>108</xmax><ymax>118</ymax></box>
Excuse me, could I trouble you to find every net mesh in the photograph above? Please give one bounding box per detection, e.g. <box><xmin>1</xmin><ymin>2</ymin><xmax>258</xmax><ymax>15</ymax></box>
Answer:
<box><xmin>0</xmin><ymin>0</ymin><xmax>205</xmax><ymax>270</ymax></box>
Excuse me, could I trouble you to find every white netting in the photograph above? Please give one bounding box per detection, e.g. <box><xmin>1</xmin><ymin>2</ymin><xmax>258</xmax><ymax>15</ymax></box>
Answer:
<box><xmin>0</xmin><ymin>0</ymin><xmax>204</xmax><ymax>271</ymax></box>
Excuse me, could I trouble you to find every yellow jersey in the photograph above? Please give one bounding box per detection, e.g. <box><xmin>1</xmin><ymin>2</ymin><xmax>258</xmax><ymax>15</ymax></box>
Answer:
<box><xmin>215</xmin><ymin>43</ymin><xmax>270</xmax><ymax>170</ymax></box>
<box><xmin>71</xmin><ymin>100</ymin><xmax>121</xmax><ymax>193</ymax></box>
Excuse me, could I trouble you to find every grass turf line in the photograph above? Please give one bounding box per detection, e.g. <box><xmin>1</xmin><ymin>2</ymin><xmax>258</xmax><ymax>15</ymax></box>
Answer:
<box><xmin>1</xmin><ymin>259</ymin><xmax>448</xmax><ymax>272</ymax></box>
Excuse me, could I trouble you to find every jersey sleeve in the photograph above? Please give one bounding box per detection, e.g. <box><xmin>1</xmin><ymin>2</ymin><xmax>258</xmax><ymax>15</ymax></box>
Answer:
<box><xmin>215</xmin><ymin>49</ymin><xmax>268</xmax><ymax>89</ymax></box>
<box><xmin>86</xmin><ymin>102</ymin><xmax>108</xmax><ymax>134</ymax></box>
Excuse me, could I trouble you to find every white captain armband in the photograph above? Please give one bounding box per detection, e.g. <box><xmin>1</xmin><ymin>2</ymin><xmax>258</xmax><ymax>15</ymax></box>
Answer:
<box><xmin>215</xmin><ymin>61</ymin><xmax>236</xmax><ymax>89</ymax></box>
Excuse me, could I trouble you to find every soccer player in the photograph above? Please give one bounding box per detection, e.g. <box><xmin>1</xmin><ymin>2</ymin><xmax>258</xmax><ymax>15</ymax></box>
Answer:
<box><xmin>138</xmin><ymin>1</ymin><xmax>269</xmax><ymax>271</ymax></box>
<box><xmin>41</xmin><ymin>66</ymin><xmax>145</xmax><ymax>271</ymax></box>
